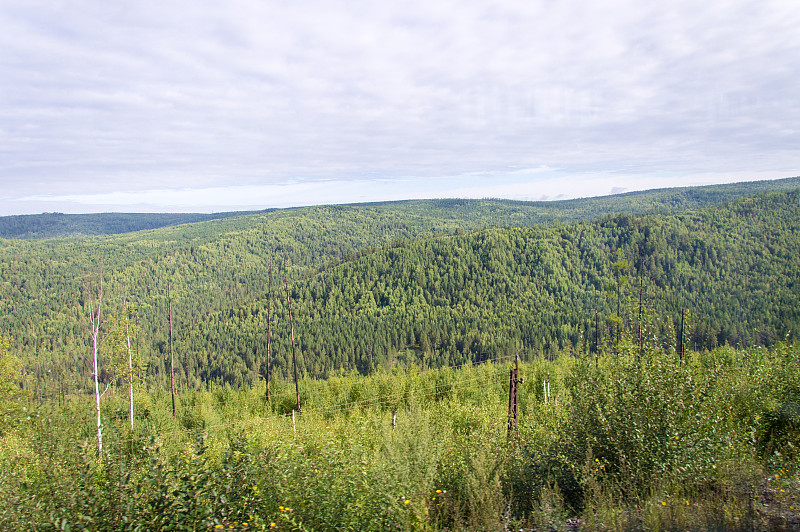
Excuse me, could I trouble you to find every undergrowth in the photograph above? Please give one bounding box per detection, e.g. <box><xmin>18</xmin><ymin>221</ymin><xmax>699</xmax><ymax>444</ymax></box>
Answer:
<box><xmin>1</xmin><ymin>344</ymin><xmax>799</xmax><ymax>530</ymax></box>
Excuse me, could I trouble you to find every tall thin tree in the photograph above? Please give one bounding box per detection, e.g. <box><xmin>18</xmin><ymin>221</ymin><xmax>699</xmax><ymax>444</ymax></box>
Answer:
<box><xmin>284</xmin><ymin>258</ymin><xmax>300</xmax><ymax>412</ymax></box>
<box><xmin>107</xmin><ymin>298</ymin><xmax>143</xmax><ymax>433</ymax></box>
<box><xmin>637</xmin><ymin>269</ymin><xmax>645</xmax><ymax>357</ymax></box>
<box><xmin>264</xmin><ymin>267</ymin><xmax>273</xmax><ymax>401</ymax></box>
<box><xmin>125</xmin><ymin>307</ymin><xmax>133</xmax><ymax>431</ymax></box>
<box><xmin>679</xmin><ymin>308</ymin><xmax>686</xmax><ymax>364</ymax></box>
<box><xmin>593</xmin><ymin>287</ymin><xmax>600</xmax><ymax>368</ymax></box>
<box><xmin>84</xmin><ymin>267</ymin><xmax>104</xmax><ymax>456</ymax></box>
<box><xmin>168</xmin><ymin>270</ymin><xmax>176</xmax><ymax>418</ymax></box>
<box><xmin>611</xmin><ymin>252</ymin><xmax>632</xmax><ymax>347</ymax></box>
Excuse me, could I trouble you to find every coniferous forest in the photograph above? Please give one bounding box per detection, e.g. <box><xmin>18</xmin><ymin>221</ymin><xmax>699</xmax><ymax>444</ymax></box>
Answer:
<box><xmin>1</xmin><ymin>179</ymin><xmax>799</xmax><ymax>530</ymax></box>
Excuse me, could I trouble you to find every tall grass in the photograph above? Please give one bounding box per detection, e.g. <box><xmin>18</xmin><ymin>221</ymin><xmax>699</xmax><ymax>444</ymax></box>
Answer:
<box><xmin>1</xmin><ymin>345</ymin><xmax>799</xmax><ymax>530</ymax></box>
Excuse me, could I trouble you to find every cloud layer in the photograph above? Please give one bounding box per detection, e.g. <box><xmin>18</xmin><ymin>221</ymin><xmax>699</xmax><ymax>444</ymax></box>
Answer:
<box><xmin>1</xmin><ymin>0</ymin><xmax>799</xmax><ymax>213</ymax></box>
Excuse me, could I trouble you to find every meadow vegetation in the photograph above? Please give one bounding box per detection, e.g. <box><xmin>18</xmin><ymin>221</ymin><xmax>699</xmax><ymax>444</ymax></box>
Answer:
<box><xmin>1</xmin><ymin>342</ymin><xmax>798</xmax><ymax>530</ymax></box>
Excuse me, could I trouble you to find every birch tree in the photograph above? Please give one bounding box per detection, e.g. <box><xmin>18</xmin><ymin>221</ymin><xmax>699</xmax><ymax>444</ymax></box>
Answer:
<box><xmin>84</xmin><ymin>270</ymin><xmax>105</xmax><ymax>456</ymax></box>
<box><xmin>106</xmin><ymin>300</ymin><xmax>144</xmax><ymax>432</ymax></box>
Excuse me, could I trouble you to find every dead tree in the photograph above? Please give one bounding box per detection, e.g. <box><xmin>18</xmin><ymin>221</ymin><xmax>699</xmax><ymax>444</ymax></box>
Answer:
<box><xmin>265</xmin><ymin>267</ymin><xmax>273</xmax><ymax>401</ymax></box>
<box><xmin>284</xmin><ymin>259</ymin><xmax>300</xmax><ymax>412</ymax></box>
<box><xmin>637</xmin><ymin>270</ymin><xmax>645</xmax><ymax>358</ymax></box>
<box><xmin>116</xmin><ymin>299</ymin><xmax>140</xmax><ymax>432</ymax></box>
<box><xmin>168</xmin><ymin>270</ymin><xmax>176</xmax><ymax>418</ymax></box>
<box><xmin>679</xmin><ymin>308</ymin><xmax>686</xmax><ymax>364</ymax></box>
<box><xmin>125</xmin><ymin>309</ymin><xmax>134</xmax><ymax>431</ymax></box>
<box><xmin>84</xmin><ymin>268</ymin><xmax>104</xmax><ymax>456</ymax></box>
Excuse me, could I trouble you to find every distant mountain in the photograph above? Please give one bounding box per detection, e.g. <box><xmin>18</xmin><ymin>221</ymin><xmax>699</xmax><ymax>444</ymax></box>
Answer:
<box><xmin>1</xmin><ymin>176</ymin><xmax>798</xmax><ymax>239</ymax></box>
<box><xmin>0</xmin><ymin>210</ymin><xmax>267</xmax><ymax>239</ymax></box>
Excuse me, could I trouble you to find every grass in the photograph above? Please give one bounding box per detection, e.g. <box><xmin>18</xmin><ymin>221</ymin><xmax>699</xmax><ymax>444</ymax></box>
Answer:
<box><xmin>1</xmin><ymin>344</ymin><xmax>799</xmax><ymax>530</ymax></box>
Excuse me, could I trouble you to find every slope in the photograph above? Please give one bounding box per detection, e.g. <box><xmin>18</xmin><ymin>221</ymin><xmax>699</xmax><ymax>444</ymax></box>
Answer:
<box><xmin>0</xmin><ymin>211</ymin><xmax>266</xmax><ymax>239</ymax></box>
<box><xmin>2</xmin><ymin>179</ymin><xmax>798</xmax><ymax>393</ymax></box>
<box><xmin>179</xmin><ymin>189</ymin><xmax>800</xmax><ymax>387</ymax></box>
<box><xmin>2</xmin><ymin>176</ymin><xmax>798</xmax><ymax>239</ymax></box>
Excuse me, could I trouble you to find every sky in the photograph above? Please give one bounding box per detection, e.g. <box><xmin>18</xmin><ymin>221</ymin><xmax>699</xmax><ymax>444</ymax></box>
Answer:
<box><xmin>1</xmin><ymin>0</ymin><xmax>798</xmax><ymax>215</ymax></box>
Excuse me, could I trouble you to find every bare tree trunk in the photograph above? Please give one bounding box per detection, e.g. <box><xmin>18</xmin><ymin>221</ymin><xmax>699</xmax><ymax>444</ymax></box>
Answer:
<box><xmin>616</xmin><ymin>280</ymin><xmax>621</xmax><ymax>346</ymax></box>
<box><xmin>168</xmin><ymin>271</ymin><xmax>176</xmax><ymax>418</ymax></box>
<box><xmin>92</xmin><ymin>323</ymin><xmax>102</xmax><ymax>455</ymax></box>
<box><xmin>637</xmin><ymin>271</ymin><xmax>644</xmax><ymax>357</ymax></box>
<box><xmin>265</xmin><ymin>268</ymin><xmax>273</xmax><ymax>401</ymax></box>
<box><xmin>679</xmin><ymin>308</ymin><xmax>686</xmax><ymax>364</ymax></box>
<box><xmin>126</xmin><ymin>315</ymin><xmax>134</xmax><ymax>432</ymax></box>
<box><xmin>284</xmin><ymin>259</ymin><xmax>300</xmax><ymax>412</ymax></box>
<box><xmin>86</xmin><ymin>270</ymin><xmax>103</xmax><ymax>457</ymax></box>
<box><xmin>594</xmin><ymin>288</ymin><xmax>600</xmax><ymax>368</ymax></box>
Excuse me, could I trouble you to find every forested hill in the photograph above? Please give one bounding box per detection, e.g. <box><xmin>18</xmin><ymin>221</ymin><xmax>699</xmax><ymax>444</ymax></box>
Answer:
<box><xmin>0</xmin><ymin>210</ymin><xmax>264</xmax><ymax>239</ymax></box>
<box><xmin>2</xmin><ymin>175</ymin><xmax>799</xmax><ymax>239</ymax></box>
<box><xmin>2</xmin><ymin>182</ymin><xmax>799</xmax><ymax>394</ymax></box>
<box><xmin>178</xmin><ymin>189</ymin><xmax>800</xmax><ymax>388</ymax></box>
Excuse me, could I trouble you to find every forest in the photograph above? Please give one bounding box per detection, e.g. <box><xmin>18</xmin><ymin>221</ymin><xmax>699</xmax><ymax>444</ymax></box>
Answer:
<box><xmin>1</xmin><ymin>184</ymin><xmax>798</xmax><ymax>393</ymax></box>
<box><xmin>180</xmin><ymin>189</ymin><xmax>799</xmax><ymax>387</ymax></box>
<box><xmin>1</xmin><ymin>179</ymin><xmax>799</xmax><ymax>530</ymax></box>
<box><xmin>3</xmin><ymin>176</ymin><xmax>799</xmax><ymax>240</ymax></box>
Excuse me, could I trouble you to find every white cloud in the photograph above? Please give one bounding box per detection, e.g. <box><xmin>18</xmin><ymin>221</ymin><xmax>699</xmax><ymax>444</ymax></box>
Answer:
<box><xmin>1</xmin><ymin>0</ymin><xmax>799</xmax><ymax>213</ymax></box>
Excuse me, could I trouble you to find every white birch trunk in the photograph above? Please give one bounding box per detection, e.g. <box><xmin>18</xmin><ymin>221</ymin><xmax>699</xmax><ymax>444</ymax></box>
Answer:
<box><xmin>126</xmin><ymin>322</ymin><xmax>133</xmax><ymax>432</ymax></box>
<box><xmin>88</xmin><ymin>277</ymin><xmax>103</xmax><ymax>457</ymax></box>
<box><xmin>93</xmin><ymin>328</ymin><xmax>102</xmax><ymax>456</ymax></box>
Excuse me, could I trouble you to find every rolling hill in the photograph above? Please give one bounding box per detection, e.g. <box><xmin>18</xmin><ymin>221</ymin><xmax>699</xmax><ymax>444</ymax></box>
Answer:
<box><xmin>1</xmin><ymin>179</ymin><xmax>797</xmax><ymax>393</ymax></box>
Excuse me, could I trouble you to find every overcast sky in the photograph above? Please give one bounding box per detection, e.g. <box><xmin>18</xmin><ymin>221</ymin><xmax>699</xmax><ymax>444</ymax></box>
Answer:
<box><xmin>1</xmin><ymin>0</ymin><xmax>798</xmax><ymax>215</ymax></box>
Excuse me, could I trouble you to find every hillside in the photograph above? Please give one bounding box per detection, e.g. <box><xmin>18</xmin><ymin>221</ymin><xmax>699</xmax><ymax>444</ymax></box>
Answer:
<box><xmin>2</xmin><ymin>180</ymin><xmax>798</xmax><ymax>394</ymax></box>
<box><xmin>0</xmin><ymin>210</ymin><xmax>265</xmax><ymax>239</ymax></box>
<box><xmin>2</xmin><ymin>176</ymin><xmax>798</xmax><ymax>239</ymax></box>
<box><xmin>177</xmin><ymin>189</ymin><xmax>800</xmax><ymax>387</ymax></box>
<box><xmin>2</xmin><ymin>184</ymin><xmax>800</xmax><ymax>530</ymax></box>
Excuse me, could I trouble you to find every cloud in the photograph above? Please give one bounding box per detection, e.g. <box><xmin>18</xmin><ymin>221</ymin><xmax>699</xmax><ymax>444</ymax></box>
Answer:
<box><xmin>1</xmin><ymin>0</ymin><xmax>799</xmax><ymax>213</ymax></box>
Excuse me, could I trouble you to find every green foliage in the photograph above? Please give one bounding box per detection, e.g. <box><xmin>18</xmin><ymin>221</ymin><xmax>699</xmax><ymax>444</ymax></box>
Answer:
<box><xmin>564</xmin><ymin>351</ymin><xmax>728</xmax><ymax>500</ymax></box>
<box><xmin>103</xmin><ymin>304</ymin><xmax>146</xmax><ymax>389</ymax></box>
<box><xmin>2</xmin><ymin>180</ymin><xmax>800</xmax><ymax>529</ymax></box>
<box><xmin>180</xmin><ymin>189</ymin><xmax>800</xmax><ymax>387</ymax></box>
<box><xmin>4</xmin><ymin>176</ymin><xmax>799</xmax><ymax>240</ymax></box>
<box><xmin>0</xmin><ymin>337</ymin><xmax>28</xmax><ymax>434</ymax></box>
<box><xmin>2</xmin><ymin>345</ymin><xmax>799</xmax><ymax>530</ymax></box>
<box><xmin>755</xmin><ymin>342</ymin><xmax>800</xmax><ymax>467</ymax></box>
<box><xmin>0</xmin><ymin>211</ymin><xmax>263</xmax><ymax>239</ymax></box>
<box><xmin>2</xmin><ymin>184</ymin><xmax>799</xmax><ymax>392</ymax></box>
